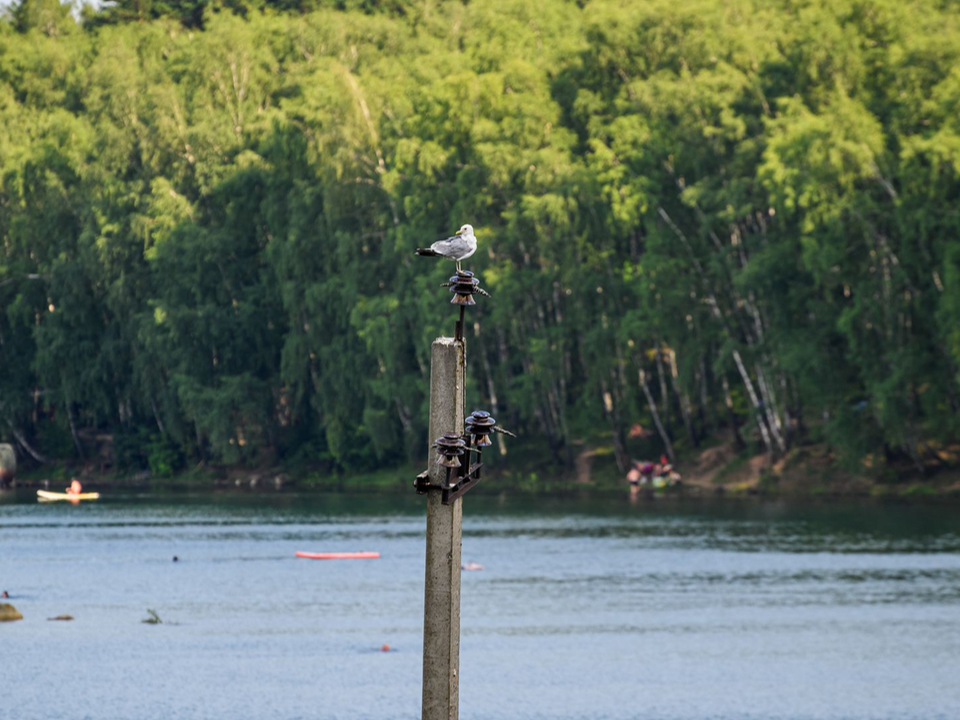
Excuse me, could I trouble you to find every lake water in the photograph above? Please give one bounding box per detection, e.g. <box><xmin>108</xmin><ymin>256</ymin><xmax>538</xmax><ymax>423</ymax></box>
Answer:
<box><xmin>1</xmin><ymin>489</ymin><xmax>959</xmax><ymax>720</ymax></box>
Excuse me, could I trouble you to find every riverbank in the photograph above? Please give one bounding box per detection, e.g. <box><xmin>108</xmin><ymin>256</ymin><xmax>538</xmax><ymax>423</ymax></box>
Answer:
<box><xmin>7</xmin><ymin>434</ymin><xmax>960</xmax><ymax>501</ymax></box>
<box><xmin>573</xmin><ymin>434</ymin><xmax>960</xmax><ymax>500</ymax></box>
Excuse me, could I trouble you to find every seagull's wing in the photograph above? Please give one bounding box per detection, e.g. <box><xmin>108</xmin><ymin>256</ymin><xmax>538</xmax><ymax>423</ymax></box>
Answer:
<box><xmin>430</xmin><ymin>234</ymin><xmax>472</xmax><ymax>259</ymax></box>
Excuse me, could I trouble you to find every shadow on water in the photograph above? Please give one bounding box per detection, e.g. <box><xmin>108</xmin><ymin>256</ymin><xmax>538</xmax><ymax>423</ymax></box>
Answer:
<box><xmin>3</xmin><ymin>485</ymin><xmax>960</xmax><ymax>549</ymax></box>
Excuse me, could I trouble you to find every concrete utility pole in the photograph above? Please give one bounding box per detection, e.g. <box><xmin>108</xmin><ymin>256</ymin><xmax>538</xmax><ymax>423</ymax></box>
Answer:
<box><xmin>422</xmin><ymin>336</ymin><xmax>465</xmax><ymax>720</ymax></box>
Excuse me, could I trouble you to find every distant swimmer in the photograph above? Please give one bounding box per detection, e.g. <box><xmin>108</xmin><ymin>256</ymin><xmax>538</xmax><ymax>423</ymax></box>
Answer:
<box><xmin>1</xmin><ymin>590</ymin><xmax>9</xmax><ymax>599</ymax></box>
<box><xmin>461</xmin><ymin>562</ymin><xmax>485</xmax><ymax>571</ymax></box>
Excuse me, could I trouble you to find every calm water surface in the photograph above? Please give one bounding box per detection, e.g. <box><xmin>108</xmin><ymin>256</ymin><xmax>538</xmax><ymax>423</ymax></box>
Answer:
<box><xmin>1</xmin><ymin>489</ymin><xmax>959</xmax><ymax>720</ymax></box>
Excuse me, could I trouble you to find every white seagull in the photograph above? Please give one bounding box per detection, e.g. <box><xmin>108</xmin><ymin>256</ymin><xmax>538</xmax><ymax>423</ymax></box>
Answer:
<box><xmin>416</xmin><ymin>224</ymin><xmax>477</xmax><ymax>273</ymax></box>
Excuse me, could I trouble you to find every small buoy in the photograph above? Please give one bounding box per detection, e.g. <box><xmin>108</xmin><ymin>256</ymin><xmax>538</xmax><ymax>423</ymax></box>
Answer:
<box><xmin>380</xmin><ymin>644</ymin><xmax>391</xmax><ymax>652</ymax></box>
<box><xmin>173</xmin><ymin>556</ymin><xmax>179</xmax><ymax>562</ymax></box>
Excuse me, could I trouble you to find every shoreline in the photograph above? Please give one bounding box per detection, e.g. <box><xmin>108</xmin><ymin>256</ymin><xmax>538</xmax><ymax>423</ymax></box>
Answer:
<box><xmin>6</xmin><ymin>455</ymin><xmax>960</xmax><ymax>503</ymax></box>
<box><xmin>5</xmin><ymin>433</ymin><xmax>960</xmax><ymax>502</ymax></box>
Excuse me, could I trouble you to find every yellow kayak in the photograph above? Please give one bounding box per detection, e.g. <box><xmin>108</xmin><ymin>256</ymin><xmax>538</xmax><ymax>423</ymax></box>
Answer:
<box><xmin>37</xmin><ymin>489</ymin><xmax>101</xmax><ymax>502</ymax></box>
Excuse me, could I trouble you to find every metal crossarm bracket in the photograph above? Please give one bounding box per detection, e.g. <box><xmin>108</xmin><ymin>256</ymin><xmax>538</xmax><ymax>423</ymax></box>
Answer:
<box><xmin>414</xmin><ymin>452</ymin><xmax>485</xmax><ymax>505</ymax></box>
<box><xmin>414</xmin><ymin>411</ymin><xmax>516</xmax><ymax>503</ymax></box>
<box><xmin>441</xmin><ymin>461</ymin><xmax>484</xmax><ymax>505</ymax></box>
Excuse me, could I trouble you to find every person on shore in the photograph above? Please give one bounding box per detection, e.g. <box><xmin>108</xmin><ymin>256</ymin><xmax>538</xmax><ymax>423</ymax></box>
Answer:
<box><xmin>654</xmin><ymin>455</ymin><xmax>682</xmax><ymax>487</ymax></box>
<box><xmin>641</xmin><ymin>461</ymin><xmax>656</xmax><ymax>484</ymax></box>
<box><xmin>659</xmin><ymin>454</ymin><xmax>672</xmax><ymax>474</ymax></box>
<box><xmin>627</xmin><ymin>460</ymin><xmax>659</xmax><ymax>485</ymax></box>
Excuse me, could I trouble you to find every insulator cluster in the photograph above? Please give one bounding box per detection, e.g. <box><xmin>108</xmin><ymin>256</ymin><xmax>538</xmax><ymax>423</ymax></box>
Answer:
<box><xmin>445</xmin><ymin>270</ymin><xmax>491</xmax><ymax>306</ymax></box>
<box><xmin>433</xmin><ymin>432</ymin><xmax>467</xmax><ymax>469</ymax></box>
<box><xmin>465</xmin><ymin>410</ymin><xmax>497</xmax><ymax>448</ymax></box>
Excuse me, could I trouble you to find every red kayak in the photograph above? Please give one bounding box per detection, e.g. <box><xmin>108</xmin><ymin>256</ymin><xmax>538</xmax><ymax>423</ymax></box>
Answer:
<box><xmin>295</xmin><ymin>551</ymin><xmax>380</xmax><ymax>560</ymax></box>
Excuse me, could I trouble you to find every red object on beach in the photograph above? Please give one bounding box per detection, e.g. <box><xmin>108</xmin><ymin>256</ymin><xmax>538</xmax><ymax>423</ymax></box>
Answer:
<box><xmin>295</xmin><ymin>551</ymin><xmax>380</xmax><ymax>560</ymax></box>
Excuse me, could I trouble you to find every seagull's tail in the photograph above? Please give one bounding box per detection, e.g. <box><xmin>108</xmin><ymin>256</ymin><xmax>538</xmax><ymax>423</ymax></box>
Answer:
<box><xmin>415</xmin><ymin>248</ymin><xmax>438</xmax><ymax>257</ymax></box>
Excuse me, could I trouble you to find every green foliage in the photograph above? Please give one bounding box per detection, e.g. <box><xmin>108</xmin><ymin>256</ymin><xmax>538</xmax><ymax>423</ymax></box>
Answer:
<box><xmin>146</xmin><ymin>433</ymin><xmax>183</xmax><ymax>477</ymax></box>
<box><xmin>9</xmin><ymin>0</ymin><xmax>74</xmax><ymax>36</ymax></box>
<box><xmin>2</xmin><ymin>0</ymin><xmax>960</xmax><ymax>477</ymax></box>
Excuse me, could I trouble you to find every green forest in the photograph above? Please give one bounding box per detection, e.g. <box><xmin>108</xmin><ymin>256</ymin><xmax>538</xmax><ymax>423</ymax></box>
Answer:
<box><xmin>3</xmin><ymin>0</ymin><xmax>960</xmax><ymax>484</ymax></box>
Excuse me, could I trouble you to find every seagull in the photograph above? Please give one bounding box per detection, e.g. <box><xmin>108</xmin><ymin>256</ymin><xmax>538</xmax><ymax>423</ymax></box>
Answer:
<box><xmin>416</xmin><ymin>224</ymin><xmax>477</xmax><ymax>273</ymax></box>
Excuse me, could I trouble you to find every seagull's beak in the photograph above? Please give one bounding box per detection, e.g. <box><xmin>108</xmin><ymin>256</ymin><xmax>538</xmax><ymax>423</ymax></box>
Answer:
<box><xmin>453</xmin><ymin>230</ymin><xmax>462</xmax><ymax>236</ymax></box>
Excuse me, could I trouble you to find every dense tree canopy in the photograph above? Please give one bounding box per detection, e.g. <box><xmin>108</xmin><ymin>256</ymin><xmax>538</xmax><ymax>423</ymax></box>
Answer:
<box><xmin>2</xmin><ymin>0</ymin><xmax>960</xmax><ymax>477</ymax></box>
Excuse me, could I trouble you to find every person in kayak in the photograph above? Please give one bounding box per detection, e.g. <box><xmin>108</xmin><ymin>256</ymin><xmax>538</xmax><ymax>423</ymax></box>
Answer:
<box><xmin>66</xmin><ymin>478</ymin><xmax>83</xmax><ymax>496</ymax></box>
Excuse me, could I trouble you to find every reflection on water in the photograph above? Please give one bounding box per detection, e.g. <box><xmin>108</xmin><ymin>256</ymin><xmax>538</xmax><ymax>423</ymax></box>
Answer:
<box><xmin>1</xmin><ymin>489</ymin><xmax>959</xmax><ymax>720</ymax></box>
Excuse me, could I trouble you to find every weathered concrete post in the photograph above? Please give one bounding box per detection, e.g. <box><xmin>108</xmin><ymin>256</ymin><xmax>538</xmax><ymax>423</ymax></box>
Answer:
<box><xmin>422</xmin><ymin>336</ymin><xmax>465</xmax><ymax>720</ymax></box>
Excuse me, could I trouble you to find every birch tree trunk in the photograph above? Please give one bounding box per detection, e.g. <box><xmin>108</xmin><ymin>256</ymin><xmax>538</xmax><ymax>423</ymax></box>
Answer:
<box><xmin>638</xmin><ymin>367</ymin><xmax>676</xmax><ymax>463</ymax></box>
